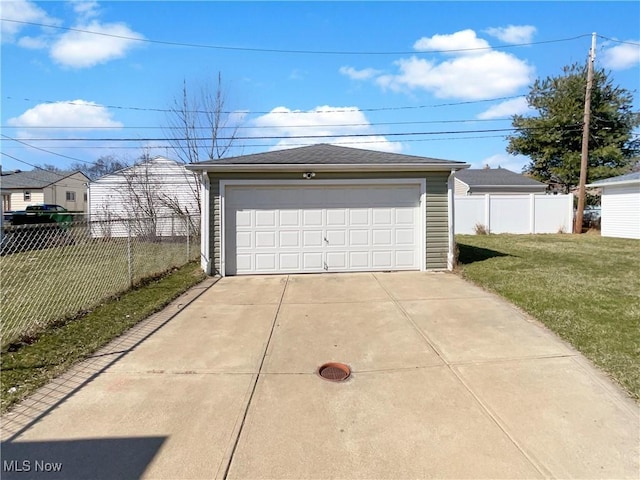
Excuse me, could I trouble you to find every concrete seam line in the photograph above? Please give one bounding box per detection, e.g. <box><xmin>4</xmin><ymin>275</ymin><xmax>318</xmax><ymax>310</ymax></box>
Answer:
<box><xmin>371</xmin><ymin>272</ymin><xmax>448</xmax><ymax>363</ymax></box>
<box><xmin>220</xmin><ymin>276</ymin><xmax>290</xmax><ymax>480</ymax></box>
<box><xmin>2</xmin><ymin>275</ymin><xmax>222</xmax><ymax>442</ymax></box>
<box><xmin>371</xmin><ymin>273</ymin><xmax>549</xmax><ymax>478</ymax></box>
<box><xmin>448</xmin><ymin>367</ymin><xmax>552</xmax><ymax>478</ymax></box>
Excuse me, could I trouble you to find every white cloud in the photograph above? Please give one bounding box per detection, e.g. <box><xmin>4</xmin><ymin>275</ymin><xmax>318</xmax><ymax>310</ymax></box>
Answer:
<box><xmin>413</xmin><ymin>29</ymin><xmax>490</xmax><ymax>55</ymax></box>
<box><xmin>50</xmin><ymin>20</ymin><xmax>144</xmax><ymax>68</ymax></box>
<box><xmin>339</xmin><ymin>66</ymin><xmax>382</xmax><ymax>80</ymax></box>
<box><xmin>69</xmin><ymin>0</ymin><xmax>101</xmax><ymax>21</ymax></box>
<box><xmin>474</xmin><ymin>153</ymin><xmax>530</xmax><ymax>173</ymax></box>
<box><xmin>7</xmin><ymin>100</ymin><xmax>123</xmax><ymax>130</ymax></box>
<box><xmin>485</xmin><ymin>25</ymin><xmax>537</xmax><ymax>44</ymax></box>
<box><xmin>17</xmin><ymin>35</ymin><xmax>49</xmax><ymax>49</ymax></box>
<box><xmin>601</xmin><ymin>42</ymin><xmax>640</xmax><ymax>70</ymax></box>
<box><xmin>477</xmin><ymin>97</ymin><xmax>531</xmax><ymax>119</ymax></box>
<box><xmin>0</xmin><ymin>0</ymin><xmax>61</xmax><ymax>42</ymax></box>
<box><xmin>251</xmin><ymin>105</ymin><xmax>402</xmax><ymax>153</ymax></box>
<box><xmin>376</xmin><ymin>51</ymin><xmax>533</xmax><ymax>99</ymax></box>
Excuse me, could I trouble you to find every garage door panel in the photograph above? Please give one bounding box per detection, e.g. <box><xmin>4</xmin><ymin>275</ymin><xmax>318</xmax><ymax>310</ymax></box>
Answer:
<box><xmin>372</xmin><ymin>251</ymin><xmax>393</xmax><ymax>268</ymax></box>
<box><xmin>279</xmin><ymin>253</ymin><xmax>300</xmax><ymax>270</ymax></box>
<box><xmin>349</xmin><ymin>251</ymin><xmax>369</xmax><ymax>269</ymax></box>
<box><xmin>373</xmin><ymin>209</ymin><xmax>393</xmax><ymax>225</ymax></box>
<box><xmin>326</xmin><ymin>209</ymin><xmax>347</xmax><ymax>226</ymax></box>
<box><xmin>396</xmin><ymin>250</ymin><xmax>416</xmax><ymax>267</ymax></box>
<box><xmin>303</xmin><ymin>252</ymin><xmax>323</xmax><ymax>270</ymax></box>
<box><xmin>349</xmin><ymin>230</ymin><xmax>369</xmax><ymax>246</ymax></box>
<box><xmin>326</xmin><ymin>230</ymin><xmax>346</xmax><ymax>246</ymax></box>
<box><xmin>349</xmin><ymin>209</ymin><xmax>370</xmax><ymax>225</ymax></box>
<box><xmin>236</xmin><ymin>231</ymin><xmax>252</xmax><ymax>249</ymax></box>
<box><xmin>280</xmin><ymin>231</ymin><xmax>300</xmax><ymax>248</ymax></box>
<box><xmin>373</xmin><ymin>229</ymin><xmax>392</xmax><ymax>246</ymax></box>
<box><xmin>303</xmin><ymin>230</ymin><xmax>323</xmax><ymax>247</ymax></box>
<box><xmin>225</xmin><ymin>184</ymin><xmax>422</xmax><ymax>275</ymax></box>
<box><xmin>279</xmin><ymin>210</ymin><xmax>300</xmax><ymax>227</ymax></box>
<box><xmin>395</xmin><ymin>207</ymin><xmax>415</xmax><ymax>224</ymax></box>
<box><xmin>255</xmin><ymin>254</ymin><xmax>276</xmax><ymax>271</ymax></box>
<box><xmin>396</xmin><ymin>228</ymin><xmax>415</xmax><ymax>245</ymax></box>
<box><xmin>255</xmin><ymin>210</ymin><xmax>276</xmax><ymax>227</ymax></box>
<box><xmin>255</xmin><ymin>231</ymin><xmax>276</xmax><ymax>248</ymax></box>
<box><xmin>236</xmin><ymin>210</ymin><xmax>252</xmax><ymax>227</ymax></box>
<box><xmin>303</xmin><ymin>210</ymin><xmax>322</xmax><ymax>226</ymax></box>
<box><xmin>326</xmin><ymin>252</ymin><xmax>347</xmax><ymax>269</ymax></box>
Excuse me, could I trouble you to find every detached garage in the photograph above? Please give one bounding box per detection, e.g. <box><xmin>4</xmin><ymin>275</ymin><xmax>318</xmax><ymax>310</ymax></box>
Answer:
<box><xmin>587</xmin><ymin>172</ymin><xmax>640</xmax><ymax>239</ymax></box>
<box><xmin>187</xmin><ymin>144</ymin><xmax>468</xmax><ymax>276</ymax></box>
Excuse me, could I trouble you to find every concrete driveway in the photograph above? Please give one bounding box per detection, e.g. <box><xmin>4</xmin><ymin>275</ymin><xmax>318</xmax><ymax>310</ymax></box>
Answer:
<box><xmin>2</xmin><ymin>272</ymin><xmax>638</xmax><ymax>479</ymax></box>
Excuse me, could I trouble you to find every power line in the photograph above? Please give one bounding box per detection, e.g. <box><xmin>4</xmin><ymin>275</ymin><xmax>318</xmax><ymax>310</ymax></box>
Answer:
<box><xmin>0</xmin><ymin>19</ymin><xmax>592</xmax><ymax>55</ymax></box>
<box><xmin>0</xmin><ymin>117</ymin><xmax>515</xmax><ymax>130</ymax></box>
<box><xmin>0</xmin><ymin>152</ymin><xmax>90</xmax><ymax>185</ymax></box>
<box><xmin>1</xmin><ymin>134</ymin><xmax>95</xmax><ymax>165</ymax></box>
<box><xmin>596</xmin><ymin>35</ymin><xmax>640</xmax><ymax>46</ymax></box>
<box><xmin>3</xmin><ymin>95</ymin><xmax>526</xmax><ymax>115</ymax></box>
<box><xmin>8</xmin><ymin>124</ymin><xmax>584</xmax><ymax>142</ymax></box>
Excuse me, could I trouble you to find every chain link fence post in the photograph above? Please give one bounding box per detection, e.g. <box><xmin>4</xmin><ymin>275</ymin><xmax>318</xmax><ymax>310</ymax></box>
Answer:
<box><xmin>127</xmin><ymin>218</ymin><xmax>133</xmax><ymax>288</ymax></box>
<box><xmin>185</xmin><ymin>215</ymin><xmax>190</xmax><ymax>263</ymax></box>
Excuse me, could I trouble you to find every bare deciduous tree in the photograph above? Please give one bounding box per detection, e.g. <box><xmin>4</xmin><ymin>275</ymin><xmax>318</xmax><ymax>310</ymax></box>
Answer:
<box><xmin>163</xmin><ymin>72</ymin><xmax>241</xmax><ymax>216</ymax></box>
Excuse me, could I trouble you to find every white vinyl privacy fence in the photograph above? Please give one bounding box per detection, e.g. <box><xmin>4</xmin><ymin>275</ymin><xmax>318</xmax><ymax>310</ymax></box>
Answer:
<box><xmin>454</xmin><ymin>194</ymin><xmax>574</xmax><ymax>234</ymax></box>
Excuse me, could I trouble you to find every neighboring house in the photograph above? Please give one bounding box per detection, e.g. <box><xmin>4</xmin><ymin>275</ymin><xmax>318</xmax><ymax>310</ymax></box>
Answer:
<box><xmin>1</xmin><ymin>169</ymin><xmax>90</xmax><ymax>213</ymax></box>
<box><xmin>454</xmin><ymin>168</ymin><xmax>547</xmax><ymax>195</ymax></box>
<box><xmin>586</xmin><ymin>172</ymin><xmax>640</xmax><ymax>239</ymax></box>
<box><xmin>89</xmin><ymin>156</ymin><xmax>199</xmax><ymax>237</ymax></box>
<box><xmin>186</xmin><ymin>143</ymin><xmax>469</xmax><ymax>276</ymax></box>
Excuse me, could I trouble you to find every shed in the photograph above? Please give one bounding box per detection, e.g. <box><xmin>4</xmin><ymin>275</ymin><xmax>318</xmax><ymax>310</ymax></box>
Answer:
<box><xmin>587</xmin><ymin>172</ymin><xmax>640</xmax><ymax>239</ymax></box>
<box><xmin>187</xmin><ymin>144</ymin><xmax>469</xmax><ymax>276</ymax></box>
<box><xmin>89</xmin><ymin>157</ymin><xmax>199</xmax><ymax>237</ymax></box>
<box><xmin>454</xmin><ymin>168</ymin><xmax>547</xmax><ymax>195</ymax></box>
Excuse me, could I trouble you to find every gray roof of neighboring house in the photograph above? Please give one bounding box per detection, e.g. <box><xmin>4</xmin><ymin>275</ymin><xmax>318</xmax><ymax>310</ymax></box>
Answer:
<box><xmin>455</xmin><ymin>168</ymin><xmax>546</xmax><ymax>187</ymax></box>
<box><xmin>1</xmin><ymin>170</ymin><xmax>88</xmax><ymax>189</ymax></box>
<box><xmin>589</xmin><ymin>171</ymin><xmax>640</xmax><ymax>185</ymax></box>
<box><xmin>191</xmin><ymin>144</ymin><xmax>466</xmax><ymax>166</ymax></box>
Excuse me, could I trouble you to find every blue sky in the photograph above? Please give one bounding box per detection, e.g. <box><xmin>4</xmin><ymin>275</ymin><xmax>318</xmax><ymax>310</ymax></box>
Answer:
<box><xmin>1</xmin><ymin>1</ymin><xmax>639</xmax><ymax>174</ymax></box>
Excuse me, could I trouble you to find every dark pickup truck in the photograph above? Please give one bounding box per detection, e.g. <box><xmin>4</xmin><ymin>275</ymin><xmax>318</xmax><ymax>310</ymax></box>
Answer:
<box><xmin>10</xmin><ymin>204</ymin><xmax>74</xmax><ymax>226</ymax></box>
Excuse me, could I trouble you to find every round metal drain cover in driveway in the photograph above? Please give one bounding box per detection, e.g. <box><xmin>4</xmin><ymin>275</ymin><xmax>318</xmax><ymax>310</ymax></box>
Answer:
<box><xmin>318</xmin><ymin>362</ymin><xmax>351</xmax><ymax>382</ymax></box>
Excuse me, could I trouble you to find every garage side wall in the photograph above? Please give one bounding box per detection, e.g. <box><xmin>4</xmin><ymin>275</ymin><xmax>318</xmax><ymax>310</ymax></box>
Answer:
<box><xmin>425</xmin><ymin>172</ymin><xmax>449</xmax><ymax>269</ymax></box>
<box><xmin>206</xmin><ymin>171</ymin><xmax>451</xmax><ymax>275</ymax></box>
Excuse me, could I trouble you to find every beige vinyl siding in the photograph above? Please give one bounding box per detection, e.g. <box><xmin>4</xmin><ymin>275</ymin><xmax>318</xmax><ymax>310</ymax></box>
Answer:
<box><xmin>43</xmin><ymin>172</ymin><xmax>89</xmax><ymax>212</ymax></box>
<box><xmin>454</xmin><ymin>178</ymin><xmax>469</xmax><ymax>196</ymax></box>
<box><xmin>9</xmin><ymin>190</ymin><xmax>45</xmax><ymax>211</ymax></box>
<box><xmin>207</xmin><ymin>170</ymin><xmax>452</xmax><ymax>274</ymax></box>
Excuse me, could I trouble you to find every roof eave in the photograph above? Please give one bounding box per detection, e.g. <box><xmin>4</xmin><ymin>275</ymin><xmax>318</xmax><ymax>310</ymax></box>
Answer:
<box><xmin>186</xmin><ymin>163</ymin><xmax>471</xmax><ymax>173</ymax></box>
<box><xmin>586</xmin><ymin>179</ymin><xmax>640</xmax><ymax>188</ymax></box>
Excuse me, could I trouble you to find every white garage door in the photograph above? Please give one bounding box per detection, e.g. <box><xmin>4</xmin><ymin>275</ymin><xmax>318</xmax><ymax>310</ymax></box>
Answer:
<box><xmin>224</xmin><ymin>183</ymin><xmax>423</xmax><ymax>275</ymax></box>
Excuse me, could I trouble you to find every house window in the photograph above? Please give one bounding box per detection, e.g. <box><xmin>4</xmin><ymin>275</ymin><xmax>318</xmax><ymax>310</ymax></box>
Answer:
<box><xmin>66</xmin><ymin>191</ymin><xmax>76</xmax><ymax>202</ymax></box>
<box><xmin>24</xmin><ymin>191</ymin><xmax>31</xmax><ymax>201</ymax></box>
<box><xmin>84</xmin><ymin>193</ymin><xmax>88</xmax><ymax>202</ymax></box>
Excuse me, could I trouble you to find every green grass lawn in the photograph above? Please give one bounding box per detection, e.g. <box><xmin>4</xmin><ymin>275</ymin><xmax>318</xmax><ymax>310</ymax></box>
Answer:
<box><xmin>1</xmin><ymin>233</ymin><xmax>197</xmax><ymax>348</ymax></box>
<box><xmin>0</xmin><ymin>261</ymin><xmax>206</xmax><ymax>413</ymax></box>
<box><xmin>456</xmin><ymin>234</ymin><xmax>640</xmax><ymax>399</ymax></box>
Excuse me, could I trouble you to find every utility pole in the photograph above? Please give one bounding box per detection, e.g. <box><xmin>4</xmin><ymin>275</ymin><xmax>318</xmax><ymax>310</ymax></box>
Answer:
<box><xmin>574</xmin><ymin>32</ymin><xmax>597</xmax><ymax>233</ymax></box>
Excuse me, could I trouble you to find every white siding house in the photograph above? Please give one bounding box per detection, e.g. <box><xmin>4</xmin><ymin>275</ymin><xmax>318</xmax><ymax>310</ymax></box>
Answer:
<box><xmin>587</xmin><ymin>172</ymin><xmax>640</xmax><ymax>239</ymax></box>
<box><xmin>89</xmin><ymin>157</ymin><xmax>199</xmax><ymax>237</ymax></box>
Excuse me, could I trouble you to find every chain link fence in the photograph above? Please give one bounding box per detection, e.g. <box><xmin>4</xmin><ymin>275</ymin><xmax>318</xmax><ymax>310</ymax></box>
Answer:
<box><xmin>0</xmin><ymin>214</ymin><xmax>200</xmax><ymax>348</ymax></box>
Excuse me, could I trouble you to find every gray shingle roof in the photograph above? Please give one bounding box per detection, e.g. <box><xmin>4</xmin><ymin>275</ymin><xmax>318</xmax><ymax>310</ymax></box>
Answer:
<box><xmin>193</xmin><ymin>144</ymin><xmax>465</xmax><ymax>166</ymax></box>
<box><xmin>455</xmin><ymin>168</ymin><xmax>546</xmax><ymax>187</ymax></box>
<box><xmin>1</xmin><ymin>170</ymin><xmax>84</xmax><ymax>189</ymax></box>
<box><xmin>589</xmin><ymin>171</ymin><xmax>640</xmax><ymax>185</ymax></box>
